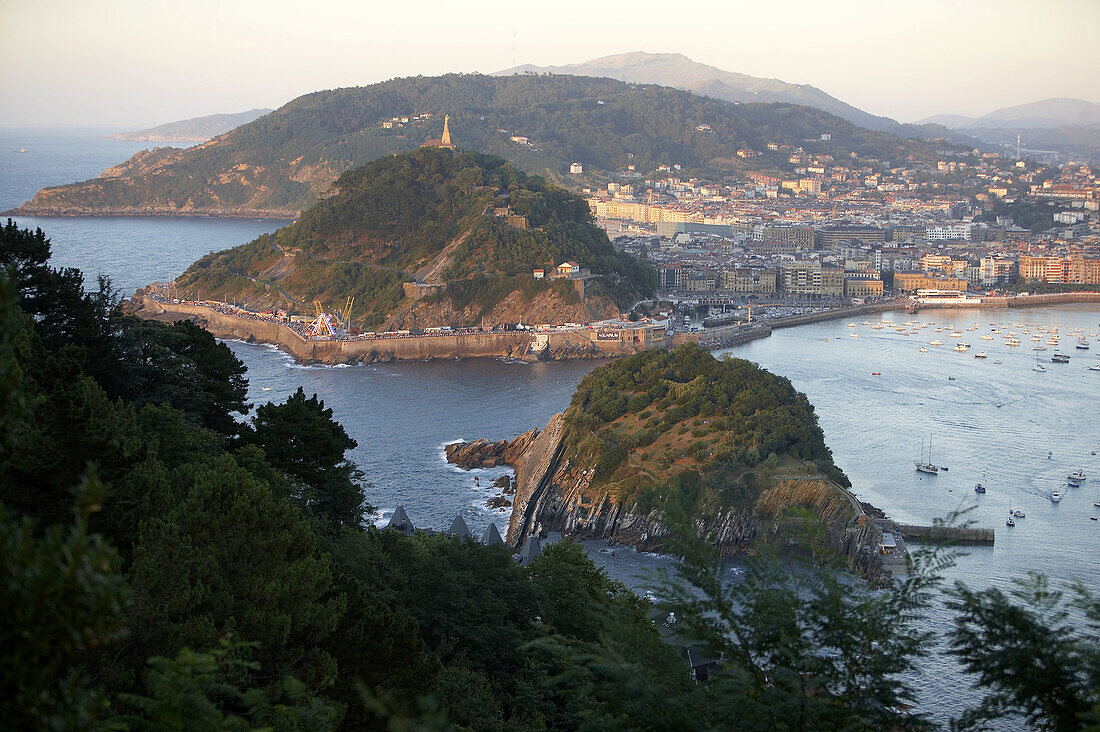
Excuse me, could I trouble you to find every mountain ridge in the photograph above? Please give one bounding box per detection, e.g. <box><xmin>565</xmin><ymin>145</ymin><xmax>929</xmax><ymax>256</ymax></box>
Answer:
<box><xmin>106</xmin><ymin>108</ymin><xmax>273</xmax><ymax>142</ymax></box>
<box><xmin>9</xmin><ymin>73</ymin><xmax>954</xmax><ymax>219</ymax></box>
<box><xmin>496</xmin><ymin>51</ymin><xmax>927</xmax><ymax>136</ymax></box>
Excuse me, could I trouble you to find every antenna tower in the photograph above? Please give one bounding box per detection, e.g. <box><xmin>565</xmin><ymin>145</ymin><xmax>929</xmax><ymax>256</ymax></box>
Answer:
<box><xmin>1017</xmin><ymin>132</ymin><xmax>1021</xmax><ymax>160</ymax></box>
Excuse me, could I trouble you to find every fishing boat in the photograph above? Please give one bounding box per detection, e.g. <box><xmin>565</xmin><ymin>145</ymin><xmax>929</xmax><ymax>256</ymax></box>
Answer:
<box><xmin>915</xmin><ymin>438</ymin><xmax>939</xmax><ymax>475</ymax></box>
<box><xmin>1069</xmin><ymin>469</ymin><xmax>1086</xmax><ymax>482</ymax></box>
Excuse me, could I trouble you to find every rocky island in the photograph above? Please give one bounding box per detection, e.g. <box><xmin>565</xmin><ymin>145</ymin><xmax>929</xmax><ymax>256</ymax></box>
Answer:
<box><xmin>448</xmin><ymin>344</ymin><xmax>884</xmax><ymax>577</ymax></box>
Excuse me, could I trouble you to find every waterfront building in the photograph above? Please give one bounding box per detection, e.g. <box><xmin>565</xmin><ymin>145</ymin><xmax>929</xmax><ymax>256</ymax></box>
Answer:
<box><xmin>893</xmin><ymin>271</ymin><xmax>968</xmax><ymax>293</ymax></box>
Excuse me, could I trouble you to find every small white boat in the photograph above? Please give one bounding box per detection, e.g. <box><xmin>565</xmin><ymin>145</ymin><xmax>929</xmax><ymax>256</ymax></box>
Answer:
<box><xmin>930</xmin><ymin>339</ymin><xmax>943</xmax><ymax>346</ymax></box>
<box><xmin>1050</xmin><ymin>488</ymin><xmax>1064</xmax><ymax>502</ymax></box>
<box><xmin>1013</xmin><ymin>510</ymin><xmax>1025</xmax><ymax>518</ymax></box>
<box><xmin>1006</xmin><ymin>515</ymin><xmax>1015</xmax><ymax>526</ymax></box>
<box><xmin>953</xmin><ymin>343</ymin><xmax>970</xmax><ymax>352</ymax></box>
<box><xmin>850</xmin><ymin>333</ymin><xmax>859</xmax><ymax>339</ymax></box>
<box><xmin>1089</xmin><ymin>364</ymin><xmax>1100</xmax><ymax>372</ymax></box>
<box><xmin>918</xmin><ymin>346</ymin><xmax>928</xmax><ymax>353</ymax></box>
<box><xmin>1069</xmin><ymin>469</ymin><xmax>1086</xmax><ymax>482</ymax></box>
<box><xmin>974</xmin><ymin>352</ymin><xmax>987</xmax><ymax>359</ymax></box>
<box><xmin>1033</xmin><ymin>363</ymin><xmax>1047</xmax><ymax>372</ymax></box>
<box><xmin>980</xmin><ymin>334</ymin><xmax>994</xmax><ymax>341</ymax></box>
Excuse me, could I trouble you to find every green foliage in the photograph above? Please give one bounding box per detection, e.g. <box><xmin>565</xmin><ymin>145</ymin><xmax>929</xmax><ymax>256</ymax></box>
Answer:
<box><xmin>244</xmin><ymin>387</ymin><xmax>369</xmax><ymax>527</ymax></box>
<box><xmin>178</xmin><ymin>148</ymin><xmax>655</xmax><ymax>320</ymax></box>
<box><xmin>658</xmin><ymin>504</ymin><xmax>953</xmax><ymax>731</ymax></box>
<box><xmin>946</xmin><ymin>573</ymin><xmax>1100</xmax><ymax>731</ymax></box>
<box><xmin>116</xmin><ymin>638</ymin><xmax>342</xmax><ymax>731</ymax></box>
<box><xmin>563</xmin><ymin>343</ymin><xmax>849</xmax><ymax>522</ymax></box>
<box><xmin>0</xmin><ymin>475</ymin><xmax>128</xmax><ymax>731</ymax></box>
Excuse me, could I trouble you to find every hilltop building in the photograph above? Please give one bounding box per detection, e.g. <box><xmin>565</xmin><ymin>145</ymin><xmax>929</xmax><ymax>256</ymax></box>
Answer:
<box><xmin>421</xmin><ymin>114</ymin><xmax>455</xmax><ymax>150</ymax></box>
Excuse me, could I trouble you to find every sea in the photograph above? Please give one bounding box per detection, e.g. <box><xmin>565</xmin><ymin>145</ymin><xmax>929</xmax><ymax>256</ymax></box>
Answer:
<box><xmin>3</xmin><ymin>128</ymin><xmax>1098</xmax><ymax>725</ymax></box>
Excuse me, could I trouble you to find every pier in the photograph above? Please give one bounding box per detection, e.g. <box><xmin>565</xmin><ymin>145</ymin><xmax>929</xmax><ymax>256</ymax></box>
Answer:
<box><xmin>891</xmin><ymin>523</ymin><xmax>995</xmax><ymax>545</ymax></box>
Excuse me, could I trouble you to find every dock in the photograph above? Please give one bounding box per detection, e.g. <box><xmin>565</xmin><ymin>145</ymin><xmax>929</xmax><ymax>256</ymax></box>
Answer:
<box><xmin>891</xmin><ymin>523</ymin><xmax>995</xmax><ymax>545</ymax></box>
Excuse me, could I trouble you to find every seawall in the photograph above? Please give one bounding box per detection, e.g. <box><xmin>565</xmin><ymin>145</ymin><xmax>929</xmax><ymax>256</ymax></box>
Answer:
<box><xmin>135</xmin><ymin>299</ymin><xmax>664</xmax><ymax>364</ymax></box>
<box><xmin>914</xmin><ymin>291</ymin><xmax>1100</xmax><ymax>310</ymax></box>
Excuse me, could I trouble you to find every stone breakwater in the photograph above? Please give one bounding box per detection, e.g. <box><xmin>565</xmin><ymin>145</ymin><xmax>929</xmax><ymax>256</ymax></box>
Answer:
<box><xmin>134</xmin><ymin>298</ymin><xmax>658</xmax><ymax>365</ymax></box>
<box><xmin>446</xmin><ymin>413</ymin><xmax>886</xmax><ymax>579</ymax></box>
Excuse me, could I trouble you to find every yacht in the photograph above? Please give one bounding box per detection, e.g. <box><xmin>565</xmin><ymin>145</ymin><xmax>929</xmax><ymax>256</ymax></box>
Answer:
<box><xmin>915</xmin><ymin>438</ymin><xmax>939</xmax><ymax>475</ymax></box>
<box><xmin>1077</xmin><ymin>340</ymin><xmax>1089</xmax><ymax>350</ymax></box>
<box><xmin>1090</xmin><ymin>364</ymin><xmax>1100</xmax><ymax>371</ymax></box>
<box><xmin>974</xmin><ymin>352</ymin><xmax>987</xmax><ymax>359</ymax></box>
<box><xmin>1051</xmin><ymin>353</ymin><xmax>1070</xmax><ymax>363</ymax></box>
<box><xmin>1006</xmin><ymin>338</ymin><xmax>1021</xmax><ymax>346</ymax></box>
<box><xmin>1069</xmin><ymin>469</ymin><xmax>1086</xmax><ymax>482</ymax></box>
<box><xmin>953</xmin><ymin>342</ymin><xmax>970</xmax><ymax>352</ymax></box>
<box><xmin>1033</xmin><ymin>363</ymin><xmax>1047</xmax><ymax>372</ymax></box>
<box><xmin>1050</xmin><ymin>488</ymin><xmax>1064</xmax><ymax>502</ymax></box>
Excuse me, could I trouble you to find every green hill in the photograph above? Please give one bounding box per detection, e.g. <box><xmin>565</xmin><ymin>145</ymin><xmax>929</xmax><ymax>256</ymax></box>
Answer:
<box><xmin>562</xmin><ymin>344</ymin><xmax>849</xmax><ymax>518</ymax></box>
<box><xmin>175</xmin><ymin>148</ymin><xmax>655</xmax><ymax>329</ymax></box>
<box><xmin>13</xmin><ymin>73</ymin><xmax>946</xmax><ymax>218</ymax></box>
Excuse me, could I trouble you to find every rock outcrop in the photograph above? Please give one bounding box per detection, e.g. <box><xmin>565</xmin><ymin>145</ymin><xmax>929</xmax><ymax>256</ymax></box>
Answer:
<box><xmin>444</xmin><ymin>428</ymin><xmax>540</xmax><ymax>469</ymax></box>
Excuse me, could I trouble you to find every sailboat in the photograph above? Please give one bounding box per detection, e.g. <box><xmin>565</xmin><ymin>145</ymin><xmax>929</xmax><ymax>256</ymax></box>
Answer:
<box><xmin>915</xmin><ymin>438</ymin><xmax>939</xmax><ymax>474</ymax></box>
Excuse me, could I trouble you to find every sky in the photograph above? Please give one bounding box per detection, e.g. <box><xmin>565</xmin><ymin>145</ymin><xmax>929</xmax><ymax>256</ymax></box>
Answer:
<box><xmin>2</xmin><ymin>0</ymin><xmax>1098</xmax><ymax>129</ymax></box>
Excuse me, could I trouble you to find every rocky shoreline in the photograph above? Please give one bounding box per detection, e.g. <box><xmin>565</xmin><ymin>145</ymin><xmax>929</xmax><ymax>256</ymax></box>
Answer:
<box><xmin>445</xmin><ymin>415</ymin><xmax>887</xmax><ymax>580</ymax></box>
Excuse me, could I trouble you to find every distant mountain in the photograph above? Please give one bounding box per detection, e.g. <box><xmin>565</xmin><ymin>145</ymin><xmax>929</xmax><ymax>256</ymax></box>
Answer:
<box><xmin>11</xmin><ymin>74</ymin><xmax>949</xmax><ymax>219</ymax></box>
<box><xmin>496</xmin><ymin>52</ymin><xmax>924</xmax><ymax>136</ymax></box>
<box><xmin>107</xmin><ymin>108</ymin><xmax>272</xmax><ymax>142</ymax></box>
<box><xmin>918</xmin><ymin>98</ymin><xmax>1100</xmax><ymax>130</ymax></box>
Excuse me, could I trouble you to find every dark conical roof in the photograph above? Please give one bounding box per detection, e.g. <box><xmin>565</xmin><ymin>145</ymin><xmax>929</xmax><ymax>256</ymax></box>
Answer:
<box><xmin>516</xmin><ymin>535</ymin><xmax>542</xmax><ymax>565</ymax></box>
<box><xmin>447</xmin><ymin>515</ymin><xmax>472</xmax><ymax>540</ymax></box>
<box><xmin>386</xmin><ymin>505</ymin><xmax>414</xmax><ymax>533</ymax></box>
<box><xmin>481</xmin><ymin>523</ymin><xmax>503</xmax><ymax>546</ymax></box>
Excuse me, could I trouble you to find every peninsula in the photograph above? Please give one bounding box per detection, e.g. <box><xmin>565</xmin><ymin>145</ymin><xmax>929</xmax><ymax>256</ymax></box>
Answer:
<box><xmin>132</xmin><ymin>147</ymin><xmax>662</xmax><ymax>360</ymax></box>
<box><xmin>446</xmin><ymin>345</ymin><xmax>885</xmax><ymax>577</ymax></box>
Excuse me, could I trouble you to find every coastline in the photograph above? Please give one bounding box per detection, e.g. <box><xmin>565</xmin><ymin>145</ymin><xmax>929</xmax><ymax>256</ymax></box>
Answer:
<box><xmin>4</xmin><ymin>206</ymin><xmax>301</xmax><ymax>220</ymax></box>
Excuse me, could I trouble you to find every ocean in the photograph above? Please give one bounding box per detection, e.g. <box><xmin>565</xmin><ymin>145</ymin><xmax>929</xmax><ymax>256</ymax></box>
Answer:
<box><xmin>4</xmin><ymin>128</ymin><xmax>1097</xmax><ymax>725</ymax></box>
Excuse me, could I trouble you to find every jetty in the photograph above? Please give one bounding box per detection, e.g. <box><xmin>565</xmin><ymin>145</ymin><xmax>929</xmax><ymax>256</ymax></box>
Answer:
<box><xmin>890</xmin><ymin>523</ymin><xmax>995</xmax><ymax>545</ymax></box>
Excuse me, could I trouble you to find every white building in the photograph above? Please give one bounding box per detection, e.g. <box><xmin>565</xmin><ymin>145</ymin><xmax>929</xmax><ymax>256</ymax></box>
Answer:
<box><xmin>569</xmin><ymin>162</ymin><xmax>583</xmax><ymax>175</ymax></box>
<box><xmin>926</xmin><ymin>224</ymin><xmax>974</xmax><ymax>241</ymax></box>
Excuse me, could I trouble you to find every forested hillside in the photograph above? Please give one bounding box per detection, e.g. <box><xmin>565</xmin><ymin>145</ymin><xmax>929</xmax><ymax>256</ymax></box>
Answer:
<box><xmin>12</xmin><ymin>73</ymin><xmax>946</xmax><ymax>217</ymax></box>
<box><xmin>176</xmin><ymin>148</ymin><xmax>655</xmax><ymax>328</ymax></box>
<box><xmin>562</xmin><ymin>344</ymin><xmax>849</xmax><ymax>519</ymax></box>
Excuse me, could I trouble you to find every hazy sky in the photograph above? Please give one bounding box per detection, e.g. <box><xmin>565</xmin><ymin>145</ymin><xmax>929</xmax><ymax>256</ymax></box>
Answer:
<box><xmin>2</xmin><ymin>0</ymin><xmax>1097</xmax><ymax>128</ymax></box>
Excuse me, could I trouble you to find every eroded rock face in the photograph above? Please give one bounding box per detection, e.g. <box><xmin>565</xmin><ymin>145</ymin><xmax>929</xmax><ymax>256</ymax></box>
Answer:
<box><xmin>444</xmin><ymin>428</ymin><xmax>539</xmax><ymax>470</ymax></box>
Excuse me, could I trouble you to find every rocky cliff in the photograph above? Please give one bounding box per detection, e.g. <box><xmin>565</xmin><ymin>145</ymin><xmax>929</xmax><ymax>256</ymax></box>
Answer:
<box><xmin>447</xmin><ymin>412</ymin><xmax>883</xmax><ymax>578</ymax></box>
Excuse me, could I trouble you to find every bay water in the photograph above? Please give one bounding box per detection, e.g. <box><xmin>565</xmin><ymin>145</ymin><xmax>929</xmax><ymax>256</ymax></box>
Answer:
<box><xmin>4</xmin><ymin>128</ymin><xmax>1097</xmax><ymax>725</ymax></box>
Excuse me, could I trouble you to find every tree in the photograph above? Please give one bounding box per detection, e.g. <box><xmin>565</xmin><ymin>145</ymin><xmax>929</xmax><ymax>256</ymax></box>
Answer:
<box><xmin>0</xmin><ymin>473</ymin><xmax>128</xmax><ymax>731</ymax></box>
<box><xmin>947</xmin><ymin>573</ymin><xmax>1100</xmax><ymax>731</ymax></box>
<box><xmin>115</xmin><ymin>638</ymin><xmax>342</xmax><ymax>731</ymax></box>
<box><xmin>244</xmin><ymin>387</ymin><xmax>368</xmax><ymax>527</ymax></box>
